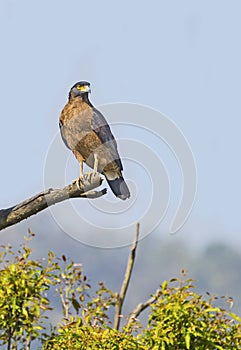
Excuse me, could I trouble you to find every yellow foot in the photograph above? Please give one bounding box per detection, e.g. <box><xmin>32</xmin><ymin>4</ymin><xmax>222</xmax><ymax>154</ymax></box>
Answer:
<box><xmin>72</xmin><ymin>171</ymin><xmax>100</xmax><ymax>191</ymax></box>
<box><xmin>72</xmin><ymin>176</ymin><xmax>84</xmax><ymax>190</ymax></box>
<box><xmin>83</xmin><ymin>171</ymin><xmax>99</xmax><ymax>184</ymax></box>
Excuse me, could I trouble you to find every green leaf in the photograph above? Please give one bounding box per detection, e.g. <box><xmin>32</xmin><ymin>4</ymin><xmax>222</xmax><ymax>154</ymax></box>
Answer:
<box><xmin>185</xmin><ymin>332</ymin><xmax>191</xmax><ymax>349</ymax></box>
<box><xmin>22</xmin><ymin>307</ymin><xmax>29</xmax><ymax>318</ymax></box>
<box><xmin>228</xmin><ymin>312</ymin><xmax>241</xmax><ymax>323</ymax></box>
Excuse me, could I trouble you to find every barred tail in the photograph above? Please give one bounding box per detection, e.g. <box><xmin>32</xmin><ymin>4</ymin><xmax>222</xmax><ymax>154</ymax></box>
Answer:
<box><xmin>106</xmin><ymin>176</ymin><xmax>130</xmax><ymax>200</ymax></box>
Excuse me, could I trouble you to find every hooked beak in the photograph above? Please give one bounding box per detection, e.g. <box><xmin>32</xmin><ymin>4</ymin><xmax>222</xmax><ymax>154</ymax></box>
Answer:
<box><xmin>83</xmin><ymin>85</ymin><xmax>91</xmax><ymax>93</ymax></box>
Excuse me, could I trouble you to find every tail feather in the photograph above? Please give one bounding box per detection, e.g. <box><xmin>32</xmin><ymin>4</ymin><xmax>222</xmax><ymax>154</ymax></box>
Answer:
<box><xmin>106</xmin><ymin>176</ymin><xmax>130</xmax><ymax>200</ymax></box>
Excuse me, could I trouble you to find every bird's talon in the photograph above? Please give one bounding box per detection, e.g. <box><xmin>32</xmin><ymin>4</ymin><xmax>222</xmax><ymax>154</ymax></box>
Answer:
<box><xmin>83</xmin><ymin>171</ymin><xmax>93</xmax><ymax>183</ymax></box>
<box><xmin>72</xmin><ymin>177</ymin><xmax>84</xmax><ymax>190</ymax></box>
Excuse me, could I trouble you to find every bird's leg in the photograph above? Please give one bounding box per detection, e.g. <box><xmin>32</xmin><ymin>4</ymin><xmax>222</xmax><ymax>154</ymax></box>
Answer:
<box><xmin>72</xmin><ymin>152</ymin><xmax>85</xmax><ymax>187</ymax></box>
<box><xmin>76</xmin><ymin>160</ymin><xmax>84</xmax><ymax>189</ymax></box>
<box><xmin>93</xmin><ymin>153</ymin><xmax>99</xmax><ymax>173</ymax></box>
<box><xmin>85</xmin><ymin>154</ymin><xmax>99</xmax><ymax>183</ymax></box>
<box><xmin>79</xmin><ymin>160</ymin><xmax>84</xmax><ymax>178</ymax></box>
<box><xmin>72</xmin><ymin>160</ymin><xmax>84</xmax><ymax>190</ymax></box>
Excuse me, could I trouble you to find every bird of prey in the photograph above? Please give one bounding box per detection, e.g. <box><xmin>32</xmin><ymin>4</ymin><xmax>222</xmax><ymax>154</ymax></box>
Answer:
<box><xmin>59</xmin><ymin>81</ymin><xmax>130</xmax><ymax>200</ymax></box>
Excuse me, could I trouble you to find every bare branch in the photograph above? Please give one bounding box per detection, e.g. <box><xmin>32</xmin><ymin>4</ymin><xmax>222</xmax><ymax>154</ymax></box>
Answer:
<box><xmin>126</xmin><ymin>288</ymin><xmax>161</xmax><ymax>328</ymax></box>
<box><xmin>113</xmin><ymin>223</ymin><xmax>140</xmax><ymax>330</ymax></box>
<box><xmin>0</xmin><ymin>173</ymin><xmax>106</xmax><ymax>231</ymax></box>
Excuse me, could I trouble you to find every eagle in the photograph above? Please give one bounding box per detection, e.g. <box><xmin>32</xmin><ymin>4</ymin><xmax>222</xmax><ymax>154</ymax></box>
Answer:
<box><xmin>59</xmin><ymin>81</ymin><xmax>130</xmax><ymax>200</ymax></box>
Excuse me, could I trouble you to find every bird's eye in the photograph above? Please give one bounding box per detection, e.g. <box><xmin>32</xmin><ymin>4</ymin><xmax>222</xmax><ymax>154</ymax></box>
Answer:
<box><xmin>76</xmin><ymin>85</ymin><xmax>88</xmax><ymax>91</ymax></box>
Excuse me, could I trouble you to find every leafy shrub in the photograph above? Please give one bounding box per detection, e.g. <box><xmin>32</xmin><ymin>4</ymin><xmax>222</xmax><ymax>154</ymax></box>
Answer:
<box><xmin>0</xmin><ymin>233</ymin><xmax>241</xmax><ymax>349</ymax></box>
<box><xmin>0</xmin><ymin>232</ymin><xmax>55</xmax><ymax>349</ymax></box>
<box><xmin>142</xmin><ymin>276</ymin><xmax>241</xmax><ymax>349</ymax></box>
<box><xmin>43</xmin><ymin>319</ymin><xmax>140</xmax><ymax>350</ymax></box>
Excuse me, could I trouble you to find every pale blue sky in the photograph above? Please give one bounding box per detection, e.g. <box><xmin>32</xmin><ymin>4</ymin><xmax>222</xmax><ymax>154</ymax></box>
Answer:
<box><xmin>1</xmin><ymin>1</ymin><xmax>241</xmax><ymax>250</ymax></box>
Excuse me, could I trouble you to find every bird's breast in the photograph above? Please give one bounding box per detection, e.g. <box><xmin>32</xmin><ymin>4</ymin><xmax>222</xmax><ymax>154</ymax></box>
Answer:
<box><xmin>60</xmin><ymin>100</ymin><xmax>94</xmax><ymax>149</ymax></box>
<box><xmin>59</xmin><ymin>99</ymin><xmax>120</xmax><ymax>174</ymax></box>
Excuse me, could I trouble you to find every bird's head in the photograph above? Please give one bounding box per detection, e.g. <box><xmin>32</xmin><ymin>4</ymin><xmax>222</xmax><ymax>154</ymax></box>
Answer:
<box><xmin>69</xmin><ymin>81</ymin><xmax>91</xmax><ymax>100</ymax></box>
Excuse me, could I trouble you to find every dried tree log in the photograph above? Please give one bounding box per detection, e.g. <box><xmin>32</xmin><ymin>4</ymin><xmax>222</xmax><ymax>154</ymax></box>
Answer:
<box><xmin>0</xmin><ymin>173</ymin><xmax>106</xmax><ymax>231</ymax></box>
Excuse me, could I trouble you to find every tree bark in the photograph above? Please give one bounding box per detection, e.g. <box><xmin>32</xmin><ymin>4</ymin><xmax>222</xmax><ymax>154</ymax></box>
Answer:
<box><xmin>0</xmin><ymin>173</ymin><xmax>106</xmax><ymax>231</ymax></box>
<box><xmin>126</xmin><ymin>288</ymin><xmax>161</xmax><ymax>327</ymax></box>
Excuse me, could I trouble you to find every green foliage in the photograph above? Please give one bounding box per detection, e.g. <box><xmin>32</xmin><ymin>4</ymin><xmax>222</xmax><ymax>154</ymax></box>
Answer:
<box><xmin>43</xmin><ymin>319</ymin><xmax>140</xmax><ymax>350</ymax></box>
<box><xmin>0</xmin><ymin>234</ymin><xmax>241</xmax><ymax>349</ymax></box>
<box><xmin>142</xmin><ymin>274</ymin><xmax>241</xmax><ymax>349</ymax></box>
<box><xmin>54</xmin><ymin>254</ymin><xmax>91</xmax><ymax>320</ymax></box>
<box><xmin>0</xmin><ymin>231</ymin><xmax>55</xmax><ymax>349</ymax></box>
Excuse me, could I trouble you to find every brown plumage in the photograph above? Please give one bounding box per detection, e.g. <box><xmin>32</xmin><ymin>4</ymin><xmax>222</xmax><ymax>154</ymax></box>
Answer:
<box><xmin>59</xmin><ymin>81</ymin><xmax>130</xmax><ymax>200</ymax></box>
